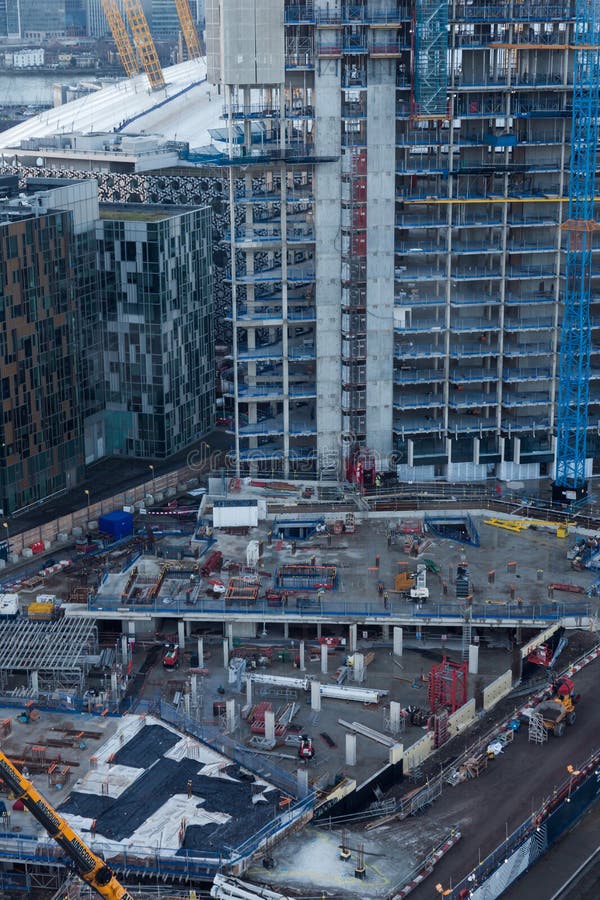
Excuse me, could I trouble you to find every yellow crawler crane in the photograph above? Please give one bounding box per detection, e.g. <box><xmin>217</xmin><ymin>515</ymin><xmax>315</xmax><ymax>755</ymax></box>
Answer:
<box><xmin>0</xmin><ymin>752</ymin><xmax>134</xmax><ymax>899</ymax></box>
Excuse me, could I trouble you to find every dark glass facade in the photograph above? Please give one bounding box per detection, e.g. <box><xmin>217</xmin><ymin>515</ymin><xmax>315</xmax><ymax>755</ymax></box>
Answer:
<box><xmin>0</xmin><ymin>205</ymin><xmax>85</xmax><ymax>513</ymax></box>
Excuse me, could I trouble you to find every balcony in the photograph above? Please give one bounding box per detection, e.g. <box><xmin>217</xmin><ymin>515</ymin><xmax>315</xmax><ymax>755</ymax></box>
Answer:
<box><xmin>503</xmin><ymin>317</ymin><xmax>554</xmax><ymax>332</ymax></box>
<box><xmin>395</xmin><ymin>293</ymin><xmax>446</xmax><ymax>307</ymax></box>
<box><xmin>449</xmin><ymin>318</ymin><xmax>501</xmax><ymax>334</ymax></box>
<box><xmin>451</xmin><ymin>268</ymin><xmax>503</xmax><ymax>281</ymax></box>
<box><xmin>502</xmin><ymin>392</ymin><xmax>552</xmax><ymax>408</ymax></box>
<box><xmin>503</xmin><ymin>341</ymin><xmax>553</xmax><ymax>357</ymax></box>
<box><xmin>450</xmin><ymin>368</ymin><xmax>498</xmax><ymax>384</ymax></box>
<box><xmin>393</xmin><ymin>394</ymin><xmax>444</xmax><ymax>410</ymax></box>
<box><xmin>395</xmin><ymin>318</ymin><xmax>445</xmax><ymax>334</ymax></box>
<box><xmin>394</xmin><ymin>368</ymin><xmax>446</xmax><ymax>384</ymax></box>
<box><xmin>449</xmin><ymin>391</ymin><xmax>498</xmax><ymax>409</ymax></box>
<box><xmin>449</xmin><ymin>343</ymin><xmax>500</xmax><ymax>358</ymax></box>
<box><xmin>503</xmin><ymin>366</ymin><xmax>552</xmax><ymax>383</ymax></box>
<box><xmin>394</xmin><ymin>343</ymin><xmax>446</xmax><ymax>360</ymax></box>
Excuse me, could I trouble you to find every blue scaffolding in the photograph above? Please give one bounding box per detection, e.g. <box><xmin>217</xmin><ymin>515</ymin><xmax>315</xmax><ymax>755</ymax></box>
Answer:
<box><xmin>555</xmin><ymin>1</ymin><xmax>600</xmax><ymax>494</ymax></box>
<box><xmin>414</xmin><ymin>0</ymin><xmax>448</xmax><ymax>117</ymax></box>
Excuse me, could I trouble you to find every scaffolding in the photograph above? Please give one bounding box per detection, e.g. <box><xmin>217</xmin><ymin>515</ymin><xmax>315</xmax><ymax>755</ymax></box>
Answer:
<box><xmin>555</xmin><ymin>0</ymin><xmax>600</xmax><ymax>496</ymax></box>
<box><xmin>413</xmin><ymin>0</ymin><xmax>448</xmax><ymax>118</ymax></box>
<box><xmin>428</xmin><ymin>657</ymin><xmax>467</xmax><ymax>714</ymax></box>
<box><xmin>122</xmin><ymin>0</ymin><xmax>165</xmax><ymax>90</ymax></box>
<box><xmin>0</xmin><ymin>618</ymin><xmax>98</xmax><ymax>692</ymax></box>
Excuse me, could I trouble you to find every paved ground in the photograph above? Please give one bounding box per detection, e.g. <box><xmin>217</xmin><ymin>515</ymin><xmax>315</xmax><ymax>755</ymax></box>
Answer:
<box><xmin>6</xmin><ymin>429</ymin><xmax>230</xmax><ymax>536</ymax></box>
<box><xmin>407</xmin><ymin>653</ymin><xmax>600</xmax><ymax>898</ymax></box>
<box><xmin>246</xmin><ymin>652</ymin><xmax>600</xmax><ymax>899</ymax></box>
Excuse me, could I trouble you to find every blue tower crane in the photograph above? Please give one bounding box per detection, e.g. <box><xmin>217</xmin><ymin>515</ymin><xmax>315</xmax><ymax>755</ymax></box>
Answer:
<box><xmin>553</xmin><ymin>0</ymin><xmax>600</xmax><ymax>505</ymax></box>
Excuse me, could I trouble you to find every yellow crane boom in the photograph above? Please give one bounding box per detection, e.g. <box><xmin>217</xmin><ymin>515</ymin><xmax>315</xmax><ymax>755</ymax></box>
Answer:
<box><xmin>123</xmin><ymin>0</ymin><xmax>166</xmax><ymax>90</ymax></box>
<box><xmin>101</xmin><ymin>0</ymin><xmax>140</xmax><ymax>79</ymax></box>
<box><xmin>0</xmin><ymin>751</ymin><xmax>134</xmax><ymax>900</ymax></box>
<box><xmin>174</xmin><ymin>0</ymin><xmax>202</xmax><ymax>60</ymax></box>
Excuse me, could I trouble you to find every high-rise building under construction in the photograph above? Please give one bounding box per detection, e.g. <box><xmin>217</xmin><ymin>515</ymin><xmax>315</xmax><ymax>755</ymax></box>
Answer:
<box><xmin>206</xmin><ymin>1</ymin><xmax>598</xmax><ymax>484</ymax></box>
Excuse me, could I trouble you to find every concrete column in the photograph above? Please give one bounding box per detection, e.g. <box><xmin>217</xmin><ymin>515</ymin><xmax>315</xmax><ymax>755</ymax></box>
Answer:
<box><xmin>30</xmin><ymin>670</ymin><xmax>39</xmax><ymax>698</ymax></box>
<box><xmin>121</xmin><ymin>634</ymin><xmax>129</xmax><ymax>664</ymax></box>
<box><xmin>283</xmin><ymin>622</ymin><xmax>289</xmax><ymax>639</ymax></box>
<box><xmin>226</xmin><ymin>623</ymin><xmax>234</xmax><ymax>649</ymax></box>
<box><xmin>128</xmin><ymin>621</ymin><xmax>136</xmax><ymax>635</ymax></box>
<box><xmin>299</xmin><ymin>641</ymin><xmax>306</xmax><ymax>671</ymax></box>
<box><xmin>321</xmin><ymin>643</ymin><xmax>328</xmax><ymax>674</ymax></box>
<box><xmin>197</xmin><ymin>638</ymin><xmax>204</xmax><ymax>668</ymax></box>
<box><xmin>223</xmin><ymin>638</ymin><xmax>229</xmax><ymax>669</ymax></box>
<box><xmin>393</xmin><ymin>626</ymin><xmax>403</xmax><ymax>657</ymax></box>
<box><xmin>382</xmin><ymin>624</ymin><xmax>390</xmax><ymax>641</ymax></box>
<box><xmin>110</xmin><ymin>671</ymin><xmax>118</xmax><ymax>698</ymax></box>
<box><xmin>297</xmin><ymin>768</ymin><xmax>309</xmax><ymax>797</ymax></box>
<box><xmin>345</xmin><ymin>733</ymin><xmax>357</xmax><ymax>767</ymax></box>
<box><xmin>310</xmin><ymin>679</ymin><xmax>321</xmax><ymax>711</ymax></box>
<box><xmin>390</xmin><ymin>701</ymin><xmax>401</xmax><ymax>734</ymax></box>
<box><xmin>191</xmin><ymin>674</ymin><xmax>198</xmax><ymax>707</ymax></box>
<box><xmin>246</xmin><ymin>676</ymin><xmax>253</xmax><ymax>706</ymax></box>
<box><xmin>353</xmin><ymin>652</ymin><xmax>364</xmax><ymax>683</ymax></box>
<box><xmin>177</xmin><ymin>620</ymin><xmax>185</xmax><ymax>649</ymax></box>
<box><xmin>264</xmin><ymin>710</ymin><xmax>275</xmax><ymax>744</ymax></box>
<box><xmin>185</xmin><ymin>621</ymin><xmax>192</xmax><ymax>637</ymax></box>
<box><xmin>316</xmin><ymin>623</ymin><xmax>322</xmax><ymax>639</ymax></box>
<box><xmin>225</xmin><ymin>699</ymin><xmax>236</xmax><ymax>732</ymax></box>
<box><xmin>184</xmin><ymin>693</ymin><xmax>191</xmax><ymax>717</ymax></box>
<box><xmin>349</xmin><ymin>624</ymin><xmax>357</xmax><ymax>653</ymax></box>
<box><xmin>468</xmin><ymin>644</ymin><xmax>479</xmax><ymax>675</ymax></box>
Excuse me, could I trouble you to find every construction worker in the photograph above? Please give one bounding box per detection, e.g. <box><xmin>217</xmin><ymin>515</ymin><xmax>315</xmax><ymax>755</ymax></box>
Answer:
<box><xmin>375</xmin><ymin>472</ymin><xmax>382</xmax><ymax>490</ymax></box>
<box><xmin>383</xmin><ymin>590</ymin><xmax>389</xmax><ymax>609</ymax></box>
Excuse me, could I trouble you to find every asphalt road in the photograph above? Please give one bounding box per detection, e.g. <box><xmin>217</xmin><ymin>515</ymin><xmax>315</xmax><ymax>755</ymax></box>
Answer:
<box><xmin>7</xmin><ymin>430</ymin><xmax>231</xmax><ymax>536</ymax></box>
<box><xmin>410</xmin><ymin>655</ymin><xmax>600</xmax><ymax>898</ymax></box>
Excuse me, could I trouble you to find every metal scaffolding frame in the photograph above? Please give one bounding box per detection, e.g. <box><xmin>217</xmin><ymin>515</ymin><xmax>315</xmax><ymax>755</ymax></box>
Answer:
<box><xmin>414</xmin><ymin>0</ymin><xmax>449</xmax><ymax>117</ymax></box>
<box><xmin>0</xmin><ymin>617</ymin><xmax>98</xmax><ymax>692</ymax></box>
<box><xmin>123</xmin><ymin>0</ymin><xmax>166</xmax><ymax>90</ymax></box>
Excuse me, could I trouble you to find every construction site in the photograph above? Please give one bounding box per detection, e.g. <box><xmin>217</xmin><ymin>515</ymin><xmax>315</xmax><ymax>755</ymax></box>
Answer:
<box><xmin>0</xmin><ymin>474</ymin><xmax>599</xmax><ymax>898</ymax></box>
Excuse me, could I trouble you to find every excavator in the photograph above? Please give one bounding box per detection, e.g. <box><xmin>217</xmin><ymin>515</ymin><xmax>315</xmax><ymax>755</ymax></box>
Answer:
<box><xmin>0</xmin><ymin>750</ymin><xmax>134</xmax><ymax>899</ymax></box>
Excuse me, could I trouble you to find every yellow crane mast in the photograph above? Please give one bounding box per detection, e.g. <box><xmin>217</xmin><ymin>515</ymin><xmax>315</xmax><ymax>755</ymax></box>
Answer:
<box><xmin>0</xmin><ymin>751</ymin><xmax>134</xmax><ymax>899</ymax></box>
<box><xmin>122</xmin><ymin>0</ymin><xmax>166</xmax><ymax>90</ymax></box>
<box><xmin>173</xmin><ymin>0</ymin><xmax>202</xmax><ymax>60</ymax></box>
<box><xmin>101</xmin><ymin>0</ymin><xmax>140</xmax><ymax>79</ymax></box>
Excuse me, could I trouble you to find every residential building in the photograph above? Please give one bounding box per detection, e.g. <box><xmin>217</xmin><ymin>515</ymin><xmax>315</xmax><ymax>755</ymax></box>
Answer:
<box><xmin>3</xmin><ymin>48</ymin><xmax>44</xmax><ymax>68</ymax></box>
<box><xmin>204</xmin><ymin>0</ymin><xmax>596</xmax><ymax>484</ymax></box>
<box><xmin>96</xmin><ymin>202</ymin><xmax>214</xmax><ymax>459</ymax></box>
<box><xmin>0</xmin><ymin>175</ymin><xmax>87</xmax><ymax>513</ymax></box>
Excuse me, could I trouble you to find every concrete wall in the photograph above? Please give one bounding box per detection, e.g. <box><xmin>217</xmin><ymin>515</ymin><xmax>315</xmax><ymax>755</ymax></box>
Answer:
<box><xmin>314</xmin><ymin>62</ymin><xmax>342</xmax><ymax>467</ymax></box>
<box><xmin>520</xmin><ymin>623</ymin><xmax>561</xmax><ymax>659</ymax></box>
<box><xmin>402</xmin><ymin>732</ymin><xmax>435</xmax><ymax>773</ymax></box>
<box><xmin>482</xmin><ymin>670</ymin><xmax>513</xmax><ymax>711</ymax></box>
<box><xmin>365</xmin><ymin>59</ymin><xmax>396</xmax><ymax>456</ymax></box>
<box><xmin>448</xmin><ymin>698</ymin><xmax>477</xmax><ymax>737</ymax></box>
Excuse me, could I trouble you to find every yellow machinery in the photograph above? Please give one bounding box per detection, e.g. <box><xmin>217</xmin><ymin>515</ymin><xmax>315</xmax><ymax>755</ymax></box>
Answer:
<box><xmin>0</xmin><ymin>751</ymin><xmax>134</xmax><ymax>899</ymax></box>
<box><xmin>534</xmin><ymin>676</ymin><xmax>578</xmax><ymax>738</ymax></box>
<box><xmin>174</xmin><ymin>0</ymin><xmax>202</xmax><ymax>60</ymax></box>
<box><xmin>101</xmin><ymin>0</ymin><xmax>140</xmax><ymax>79</ymax></box>
<box><xmin>123</xmin><ymin>0</ymin><xmax>166</xmax><ymax>90</ymax></box>
<box><xmin>484</xmin><ymin>518</ymin><xmax>574</xmax><ymax>538</ymax></box>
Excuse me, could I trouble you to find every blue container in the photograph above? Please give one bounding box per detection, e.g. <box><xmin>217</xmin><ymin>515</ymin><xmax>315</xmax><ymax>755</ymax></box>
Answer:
<box><xmin>98</xmin><ymin>510</ymin><xmax>134</xmax><ymax>541</ymax></box>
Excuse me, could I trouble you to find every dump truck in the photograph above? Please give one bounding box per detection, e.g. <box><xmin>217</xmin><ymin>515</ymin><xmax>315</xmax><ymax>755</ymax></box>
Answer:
<box><xmin>534</xmin><ymin>675</ymin><xmax>578</xmax><ymax>737</ymax></box>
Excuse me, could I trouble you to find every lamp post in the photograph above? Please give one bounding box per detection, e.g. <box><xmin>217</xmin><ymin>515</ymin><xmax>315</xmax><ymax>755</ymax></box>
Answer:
<box><xmin>84</xmin><ymin>489</ymin><xmax>90</xmax><ymax>519</ymax></box>
<box><xmin>149</xmin><ymin>464</ymin><xmax>156</xmax><ymax>496</ymax></box>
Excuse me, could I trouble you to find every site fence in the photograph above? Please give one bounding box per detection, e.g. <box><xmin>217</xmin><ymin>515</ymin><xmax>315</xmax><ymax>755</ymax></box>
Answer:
<box><xmin>7</xmin><ymin>460</ymin><xmax>208</xmax><ymax>555</ymax></box>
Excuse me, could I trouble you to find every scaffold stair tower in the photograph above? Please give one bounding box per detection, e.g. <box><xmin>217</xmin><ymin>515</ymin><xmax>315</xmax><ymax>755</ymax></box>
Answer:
<box><xmin>554</xmin><ymin>0</ymin><xmax>600</xmax><ymax>503</ymax></box>
<box><xmin>413</xmin><ymin>0</ymin><xmax>448</xmax><ymax>118</ymax></box>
